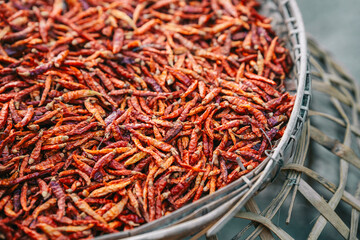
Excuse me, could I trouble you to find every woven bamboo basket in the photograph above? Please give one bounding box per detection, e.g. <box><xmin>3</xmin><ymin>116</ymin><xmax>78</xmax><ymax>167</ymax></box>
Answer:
<box><xmin>225</xmin><ymin>38</ymin><xmax>360</xmax><ymax>240</ymax></box>
<box><xmin>95</xmin><ymin>0</ymin><xmax>311</xmax><ymax>239</ymax></box>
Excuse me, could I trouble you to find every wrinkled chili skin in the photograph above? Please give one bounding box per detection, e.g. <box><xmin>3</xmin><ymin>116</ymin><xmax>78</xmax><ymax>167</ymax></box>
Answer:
<box><xmin>0</xmin><ymin>0</ymin><xmax>294</xmax><ymax>239</ymax></box>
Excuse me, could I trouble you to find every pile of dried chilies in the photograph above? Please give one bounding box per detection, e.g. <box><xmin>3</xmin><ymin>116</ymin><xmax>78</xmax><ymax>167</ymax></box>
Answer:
<box><xmin>0</xmin><ymin>0</ymin><xmax>295</xmax><ymax>239</ymax></box>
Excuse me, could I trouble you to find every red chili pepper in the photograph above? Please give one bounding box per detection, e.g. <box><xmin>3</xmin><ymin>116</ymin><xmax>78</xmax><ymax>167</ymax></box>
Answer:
<box><xmin>0</xmin><ymin>102</ymin><xmax>9</xmax><ymax>129</ymax></box>
<box><xmin>0</xmin><ymin>0</ymin><xmax>295</xmax><ymax>236</ymax></box>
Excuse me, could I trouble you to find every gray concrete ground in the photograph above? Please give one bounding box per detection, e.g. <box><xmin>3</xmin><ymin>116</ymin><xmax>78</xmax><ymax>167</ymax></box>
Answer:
<box><xmin>298</xmin><ymin>0</ymin><xmax>360</xmax><ymax>80</ymax></box>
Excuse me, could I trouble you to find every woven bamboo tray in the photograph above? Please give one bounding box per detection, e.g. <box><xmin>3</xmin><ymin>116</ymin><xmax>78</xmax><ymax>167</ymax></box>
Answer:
<box><xmin>95</xmin><ymin>0</ymin><xmax>310</xmax><ymax>239</ymax></box>
<box><xmin>222</xmin><ymin>37</ymin><xmax>360</xmax><ymax>240</ymax></box>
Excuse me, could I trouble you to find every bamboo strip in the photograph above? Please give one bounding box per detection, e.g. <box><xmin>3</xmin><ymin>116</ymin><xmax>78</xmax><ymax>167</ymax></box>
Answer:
<box><xmin>244</xmin><ymin>199</ymin><xmax>274</xmax><ymax>240</ymax></box>
<box><xmin>282</xmin><ymin>164</ymin><xmax>360</xmax><ymax>211</ymax></box>
<box><xmin>309</xmin><ymin>126</ymin><xmax>360</xmax><ymax>170</ymax></box>
<box><xmin>349</xmin><ymin>183</ymin><xmax>360</xmax><ymax>240</ymax></box>
<box><xmin>308</xmin><ymin>48</ymin><xmax>352</xmax><ymax>240</ymax></box>
<box><xmin>286</xmin><ymin>120</ymin><xmax>311</xmax><ymax>224</ymax></box>
<box><xmin>311</xmin><ymin>71</ymin><xmax>352</xmax><ymax>89</ymax></box>
<box><xmin>311</xmin><ymin>80</ymin><xmax>351</xmax><ymax>105</ymax></box>
<box><xmin>298</xmin><ymin>179</ymin><xmax>350</xmax><ymax>239</ymax></box>
<box><xmin>308</xmin><ymin>110</ymin><xmax>360</xmax><ymax>137</ymax></box>
<box><xmin>235</xmin><ymin>212</ymin><xmax>294</xmax><ymax>240</ymax></box>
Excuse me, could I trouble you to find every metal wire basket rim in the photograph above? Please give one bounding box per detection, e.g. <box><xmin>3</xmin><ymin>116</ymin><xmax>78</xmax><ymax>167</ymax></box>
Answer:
<box><xmin>268</xmin><ymin>0</ymin><xmax>308</xmax><ymax>172</ymax></box>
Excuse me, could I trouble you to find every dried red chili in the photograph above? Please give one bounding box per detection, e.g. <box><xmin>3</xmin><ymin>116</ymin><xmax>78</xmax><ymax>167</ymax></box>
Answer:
<box><xmin>0</xmin><ymin>0</ymin><xmax>295</xmax><ymax>238</ymax></box>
